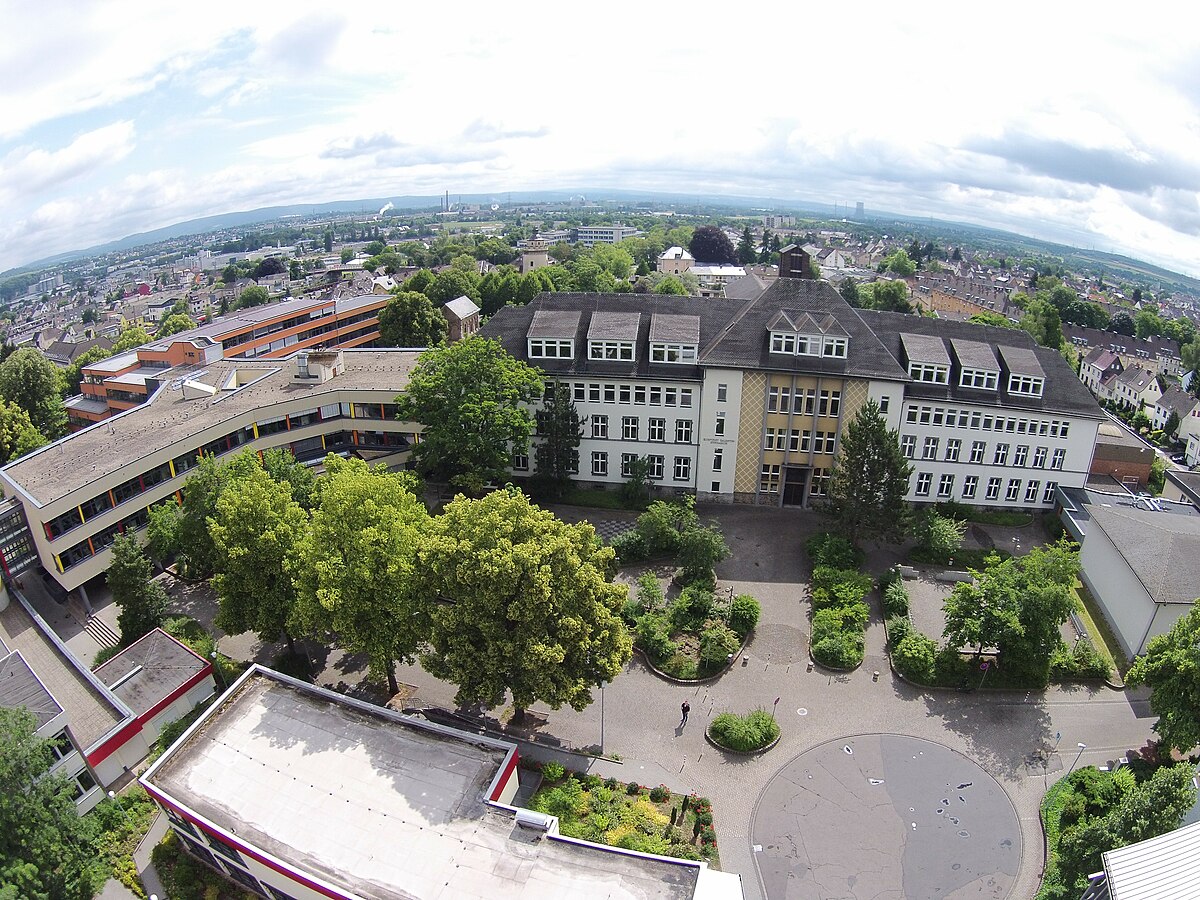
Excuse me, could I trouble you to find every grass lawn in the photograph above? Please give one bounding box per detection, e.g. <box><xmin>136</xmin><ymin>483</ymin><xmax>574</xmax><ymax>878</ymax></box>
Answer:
<box><xmin>1071</xmin><ymin>579</ymin><xmax>1129</xmax><ymax>676</ymax></box>
<box><xmin>529</xmin><ymin>770</ymin><xmax>719</xmax><ymax>867</ymax></box>
<box><xmin>557</xmin><ymin>487</ymin><xmax>632</xmax><ymax>510</ymax></box>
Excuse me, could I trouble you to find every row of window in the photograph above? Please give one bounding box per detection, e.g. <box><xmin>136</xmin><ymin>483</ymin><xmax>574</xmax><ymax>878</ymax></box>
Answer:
<box><xmin>913</xmin><ymin>472</ymin><xmax>1058</xmax><ymax>505</ymax></box>
<box><xmin>46</xmin><ymin>404</ymin><xmax>402</xmax><ymax>541</ymax></box>
<box><xmin>555</xmin><ymin>381</ymin><xmax>696</xmax><ymax>409</ymax></box>
<box><xmin>901</xmin><ymin>436</ymin><xmax>1067</xmax><ymax>470</ymax></box>
<box><xmin>169</xmin><ymin>815</ymin><xmax>297</xmax><ymax>900</ymax></box>
<box><xmin>582</xmin><ymin>416</ymin><xmax>692</xmax><ymax>443</ymax></box>
<box><xmin>224</xmin><ymin>307</ymin><xmax>379</xmax><ymax>353</ymax></box>
<box><xmin>908</xmin><ymin>364</ymin><xmax>1044</xmax><ymax>397</ymax></box>
<box><xmin>766</xmin><ymin>388</ymin><xmax>842</xmax><ymax>417</ymax></box>
<box><xmin>904</xmin><ymin>405</ymin><xmax>1071</xmax><ymax>438</ymax></box>
<box><xmin>764</xmin><ymin>428</ymin><xmax>837</xmax><ymax>454</ymax></box>
<box><xmin>768</xmin><ymin>331</ymin><xmax>849</xmax><ymax>359</ymax></box>
<box><xmin>529</xmin><ymin>339</ymin><xmax>698</xmax><ymax>364</ymax></box>
<box><xmin>589</xmin><ymin>452</ymin><xmax>692</xmax><ymax>481</ymax></box>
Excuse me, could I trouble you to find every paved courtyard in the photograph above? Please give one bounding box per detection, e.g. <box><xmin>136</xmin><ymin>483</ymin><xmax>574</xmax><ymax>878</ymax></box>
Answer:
<box><xmin>124</xmin><ymin>501</ymin><xmax>1157</xmax><ymax>900</ymax></box>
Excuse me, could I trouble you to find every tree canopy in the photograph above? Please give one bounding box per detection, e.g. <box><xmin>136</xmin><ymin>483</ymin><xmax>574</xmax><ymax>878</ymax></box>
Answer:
<box><xmin>1019</xmin><ymin>297</ymin><xmax>1064</xmax><ymax>350</ymax></box>
<box><xmin>110</xmin><ymin>325</ymin><xmax>151</xmax><ymax>354</ymax></box>
<box><xmin>156</xmin><ymin>312</ymin><xmax>196</xmax><ymax>338</ymax></box>
<box><xmin>107</xmin><ymin>533</ymin><xmax>168</xmax><ymax>644</ymax></box>
<box><xmin>378</xmin><ymin>290</ymin><xmax>447</xmax><ymax>348</ymax></box>
<box><xmin>688</xmin><ymin>225</ymin><xmax>737</xmax><ymax>265</ymax></box>
<box><xmin>0</xmin><ymin>348</ymin><xmax>66</xmax><ymax>439</ymax></box>
<box><xmin>826</xmin><ymin>399</ymin><xmax>913</xmax><ymax>546</ymax></box>
<box><xmin>884</xmin><ymin>249</ymin><xmax>916</xmax><ymax>277</ymax></box>
<box><xmin>419</xmin><ymin>490</ymin><xmax>632</xmax><ymax>718</ymax></box>
<box><xmin>235</xmin><ymin>285</ymin><xmax>269</xmax><ymax>309</ymax></box>
<box><xmin>1127</xmin><ymin>602</ymin><xmax>1200</xmax><ymax>753</ymax></box>
<box><xmin>0</xmin><ymin>400</ymin><xmax>47</xmax><ymax>463</ymax></box>
<box><xmin>394</xmin><ymin>338</ymin><xmax>543</xmax><ymax>494</ymax></box>
<box><xmin>532</xmin><ymin>381</ymin><xmax>582</xmax><ymax>499</ymax></box>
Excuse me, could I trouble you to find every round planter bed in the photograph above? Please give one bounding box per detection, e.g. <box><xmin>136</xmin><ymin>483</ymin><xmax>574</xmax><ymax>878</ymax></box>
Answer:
<box><xmin>705</xmin><ymin>728</ymin><xmax>781</xmax><ymax>756</ymax></box>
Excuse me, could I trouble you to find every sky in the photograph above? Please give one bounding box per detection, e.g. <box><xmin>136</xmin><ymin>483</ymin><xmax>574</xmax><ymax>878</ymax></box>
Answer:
<box><xmin>3</xmin><ymin>2</ymin><xmax>1200</xmax><ymax>277</ymax></box>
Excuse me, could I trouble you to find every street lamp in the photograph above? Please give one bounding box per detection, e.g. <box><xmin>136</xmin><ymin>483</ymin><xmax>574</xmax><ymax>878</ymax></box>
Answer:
<box><xmin>1067</xmin><ymin>742</ymin><xmax>1087</xmax><ymax>775</ymax></box>
<box><xmin>599</xmin><ymin>679</ymin><xmax>606</xmax><ymax>756</ymax></box>
<box><xmin>108</xmin><ymin>790</ymin><xmax>130</xmax><ymax>825</ymax></box>
<box><xmin>210</xmin><ymin>638</ymin><xmax>226</xmax><ymax>692</ymax></box>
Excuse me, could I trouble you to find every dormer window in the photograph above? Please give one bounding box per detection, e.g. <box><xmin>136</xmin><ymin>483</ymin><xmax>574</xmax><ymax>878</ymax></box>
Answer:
<box><xmin>648</xmin><ymin>313</ymin><xmax>700</xmax><ymax>365</ymax></box>
<box><xmin>650</xmin><ymin>342</ymin><xmax>697</xmax><ymax>363</ymax></box>
<box><xmin>771</xmin><ymin>332</ymin><xmax>795</xmax><ymax>354</ymax></box>
<box><xmin>1008</xmin><ymin>374</ymin><xmax>1044</xmax><ymax>397</ymax></box>
<box><xmin>589</xmin><ymin>340</ymin><xmax>634</xmax><ymax>361</ymax></box>
<box><xmin>822</xmin><ymin>337</ymin><xmax>847</xmax><ymax>358</ymax></box>
<box><xmin>768</xmin><ymin>310</ymin><xmax>848</xmax><ymax>360</ymax></box>
<box><xmin>528</xmin><ymin>338</ymin><xmax>573</xmax><ymax>359</ymax></box>
<box><xmin>909</xmin><ymin>363</ymin><xmax>949</xmax><ymax>384</ymax></box>
<box><xmin>960</xmin><ymin>368</ymin><xmax>999</xmax><ymax>390</ymax></box>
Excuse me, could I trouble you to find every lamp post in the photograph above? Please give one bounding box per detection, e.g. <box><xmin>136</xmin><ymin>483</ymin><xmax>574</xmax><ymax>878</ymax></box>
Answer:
<box><xmin>210</xmin><ymin>636</ymin><xmax>226</xmax><ymax>693</ymax></box>
<box><xmin>1067</xmin><ymin>742</ymin><xmax>1087</xmax><ymax>775</ymax></box>
<box><xmin>108</xmin><ymin>790</ymin><xmax>130</xmax><ymax>825</ymax></box>
<box><xmin>599</xmin><ymin>679</ymin><xmax>606</xmax><ymax>757</ymax></box>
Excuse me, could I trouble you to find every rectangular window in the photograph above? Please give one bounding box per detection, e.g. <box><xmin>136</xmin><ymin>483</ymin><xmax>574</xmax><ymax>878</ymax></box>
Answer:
<box><xmin>674</xmin><ymin>456</ymin><xmax>691</xmax><ymax>481</ymax></box>
<box><xmin>923</xmin><ymin>436</ymin><xmax>939</xmax><ymax>460</ymax></box>
<box><xmin>963</xmin><ymin>475</ymin><xmax>978</xmax><ymax>499</ymax></box>
<box><xmin>945</xmin><ymin>439</ymin><xmax>961</xmax><ymax>462</ymax></box>
<box><xmin>589</xmin><ymin>384</ymin><xmax>601</xmax><ymax>402</ymax></box>
<box><xmin>1051</xmin><ymin>448</ymin><xmax>1065</xmax><ymax>470</ymax></box>
<box><xmin>675</xmin><ymin>420</ymin><xmax>692</xmax><ymax>443</ymax></box>
<box><xmin>717</xmin><ymin>383</ymin><xmax>728</xmax><ymax>402</ymax></box>
<box><xmin>760</xmin><ymin>464</ymin><xmax>781</xmax><ymax>493</ymax></box>
<box><xmin>650</xmin><ymin>342</ymin><xmax>697</xmax><ymax>363</ymax></box>
<box><xmin>1008</xmin><ymin>374</ymin><xmax>1044</xmax><ymax>396</ymax></box>
<box><xmin>591</xmin><ymin>415</ymin><xmax>608</xmax><ymax>439</ymax></box>
<box><xmin>1006</xmin><ymin>479</ymin><xmax>1021</xmax><ymax>502</ymax></box>
<box><xmin>634</xmin><ymin>386</ymin><xmax>647</xmax><ymax>405</ymax></box>
<box><xmin>664</xmin><ymin>388</ymin><xmax>678</xmax><ymax>407</ymax></box>
<box><xmin>789</xmin><ymin>429</ymin><xmax>802</xmax><ymax>452</ymax></box>
<box><xmin>986</xmin><ymin>477</ymin><xmax>1002</xmax><ymax>500</ymax></box>
<box><xmin>1043</xmin><ymin>481</ymin><xmax>1058</xmax><ymax>504</ymax></box>
<box><xmin>591</xmin><ymin>452</ymin><xmax>608</xmax><ymax>476</ymax></box>
<box><xmin>713</xmin><ymin>449</ymin><xmax>723</xmax><ymax>471</ymax></box>
<box><xmin>819</xmin><ymin>391</ymin><xmax>842</xmax><ymax>418</ymax></box>
<box><xmin>768</xmin><ymin>387</ymin><xmax>781</xmax><ymax>413</ymax></box>
<box><xmin>879</xmin><ymin>396</ymin><xmax>890</xmax><ymax>414</ymax></box>
<box><xmin>649</xmin><ymin>387</ymin><xmax>662</xmax><ymax>406</ymax></box>
<box><xmin>714</xmin><ymin>412</ymin><xmax>726</xmax><ymax>436</ymax></box>
<box><xmin>680</xmin><ymin>389</ymin><xmax>693</xmax><ymax>408</ymax></box>
<box><xmin>915</xmin><ymin>472</ymin><xmax>932</xmax><ymax>496</ymax></box>
<box><xmin>993</xmin><ymin>443</ymin><xmax>1009</xmax><ymax>466</ymax></box>
<box><xmin>906</xmin><ymin>407</ymin><xmax>919</xmax><ymax>424</ymax></box>
<box><xmin>574</xmin><ymin>383</ymin><xmax>586</xmax><ymax>401</ymax></box>
<box><xmin>938</xmin><ymin>474</ymin><xmax>954</xmax><ymax>498</ymax></box>
<box><xmin>622</xmin><ymin>417</ymin><xmax>638</xmax><ymax>440</ymax></box>
<box><xmin>901</xmin><ymin>435</ymin><xmax>916</xmax><ymax>459</ymax></box>
<box><xmin>1025</xmin><ymin>480</ymin><xmax>1040</xmax><ymax>503</ymax></box>
<box><xmin>909</xmin><ymin>363</ymin><xmax>950</xmax><ymax>384</ymax></box>
<box><xmin>771</xmin><ymin>332</ymin><xmax>796</xmax><ymax>354</ymax></box>
<box><xmin>823</xmin><ymin>337</ymin><xmax>848</xmax><ymax>358</ymax></box>
<box><xmin>960</xmin><ymin>368</ymin><xmax>999</xmax><ymax>389</ymax></box>
<box><xmin>1032</xmin><ymin>446</ymin><xmax>1047</xmax><ymax>468</ymax></box>
<box><xmin>603</xmin><ymin>384</ymin><xmax>616</xmax><ymax>403</ymax></box>
<box><xmin>970</xmin><ymin>441</ymin><xmax>986</xmax><ymax>464</ymax></box>
<box><xmin>920</xmin><ymin>407</ymin><xmax>932</xmax><ymax>425</ymax></box>
<box><xmin>589</xmin><ymin>340</ymin><xmax>634</xmax><ymax>360</ymax></box>
<box><xmin>512</xmin><ymin>450</ymin><xmax>528</xmax><ymax>471</ymax></box>
<box><xmin>648</xmin><ymin>418</ymin><xmax>665</xmax><ymax>441</ymax></box>
<box><xmin>528</xmin><ymin>338</ymin><xmax>573</xmax><ymax>359</ymax></box>
<box><xmin>811</xmin><ymin>467</ymin><xmax>831</xmax><ymax>496</ymax></box>
<box><xmin>621</xmin><ymin>454</ymin><xmax>637</xmax><ymax>477</ymax></box>
<box><xmin>619</xmin><ymin>385</ymin><xmax>631</xmax><ymax>404</ymax></box>
<box><xmin>648</xmin><ymin>455</ymin><xmax>665</xmax><ymax>479</ymax></box>
<box><xmin>711</xmin><ymin>481</ymin><xmax>721</xmax><ymax>492</ymax></box>
<box><xmin>1014</xmin><ymin>445</ymin><xmax>1029</xmax><ymax>467</ymax></box>
<box><xmin>764</xmin><ymin>428</ymin><xmax>779</xmax><ymax>451</ymax></box>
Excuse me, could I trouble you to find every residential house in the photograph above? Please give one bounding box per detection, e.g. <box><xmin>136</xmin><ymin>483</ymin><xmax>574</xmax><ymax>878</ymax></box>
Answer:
<box><xmin>1062</xmin><ymin>323</ymin><xmax>1181</xmax><ymax>377</ymax></box>
<box><xmin>1111</xmin><ymin>366</ymin><xmax>1161</xmax><ymax>411</ymax></box>
<box><xmin>1151</xmin><ymin>384</ymin><xmax>1197</xmax><ymax>434</ymax></box>
<box><xmin>657</xmin><ymin>246</ymin><xmax>694</xmax><ymax>276</ymax></box>
<box><xmin>442</xmin><ymin>296</ymin><xmax>481</xmax><ymax>343</ymax></box>
<box><xmin>1079</xmin><ymin>346</ymin><xmax>1124</xmax><ymax>394</ymax></box>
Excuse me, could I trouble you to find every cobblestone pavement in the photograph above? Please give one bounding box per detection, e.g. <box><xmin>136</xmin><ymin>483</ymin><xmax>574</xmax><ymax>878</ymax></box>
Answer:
<box><xmin>200</xmin><ymin>502</ymin><xmax>1156</xmax><ymax>900</ymax></box>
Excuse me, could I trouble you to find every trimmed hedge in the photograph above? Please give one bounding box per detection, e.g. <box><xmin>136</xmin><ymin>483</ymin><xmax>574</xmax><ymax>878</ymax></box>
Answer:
<box><xmin>805</xmin><ymin>532</ymin><xmax>864</xmax><ymax>570</ymax></box>
<box><xmin>708</xmin><ymin>709</ymin><xmax>780</xmax><ymax>752</ymax></box>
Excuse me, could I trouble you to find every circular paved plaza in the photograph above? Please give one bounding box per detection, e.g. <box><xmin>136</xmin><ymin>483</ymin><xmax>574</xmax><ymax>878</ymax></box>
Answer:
<box><xmin>751</xmin><ymin>734</ymin><xmax>1021</xmax><ymax>900</ymax></box>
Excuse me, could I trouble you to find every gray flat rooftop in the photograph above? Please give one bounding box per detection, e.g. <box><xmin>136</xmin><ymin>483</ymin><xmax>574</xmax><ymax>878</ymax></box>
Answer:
<box><xmin>650</xmin><ymin>314</ymin><xmax>700</xmax><ymax>343</ymax></box>
<box><xmin>0</xmin><ymin>594</ymin><xmax>126</xmax><ymax>748</ymax></box>
<box><xmin>900</xmin><ymin>332</ymin><xmax>950</xmax><ymax>366</ymax></box>
<box><xmin>3</xmin><ymin>349</ymin><xmax>419</xmax><ymax>507</ymax></box>
<box><xmin>145</xmin><ymin>671</ymin><xmax>712</xmax><ymax>900</ymax></box>
<box><xmin>0</xmin><ymin>649</ymin><xmax>62</xmax><ymax>729</ymax></box>
<box><xmin>94</xmin><ymin>628</ymin><xmax>208</xmax><ymax>717</ymax></box>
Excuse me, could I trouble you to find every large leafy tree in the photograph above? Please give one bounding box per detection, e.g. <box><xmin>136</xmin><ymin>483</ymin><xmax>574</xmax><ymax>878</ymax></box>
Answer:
<box><xmin>1127</xmin><ymin>602</ymin><xmax>1200</xmax><ymax>753</ymax></box>
<box><xmin>157</xmin><ymin>311</ymin><xmax>196</xmax><ymax>338</ymax></box>
<box><xmin>235</xmin><ymin>285</ymin><xmax>269</xmax><ymax>309</ymax></box>
<box><xmin>425</xmin><ymin>268</ymin><xmax>481</xmax><ymax>305</ymax></box>
<box><xmin>108</xmin><ymin>533</ymin><xmax>169</xmax><ymax>644</ymax></box>
<box><xmin>210</xmin><ymin>464</ymin><xmax>309</xmax><ymax>652</ymax></box>
<box><xmin>1020</xmin><ymin>297</ymin><xmax>1064</xmax><ymax>350</ymax></box>
<box><xmin>394</xmin><ymin>337</ymin><xmax>543</xmax><ymax>494</ymax></box>
<box><xmin>942</xmin><ymin>541</ymin><xmax>1079</xmax><ymax>682</ymax></box>
<box><xmin>419</xmin><ymin>490</ymin><xmax>632</xmax><ymax>721</ymax></box>
<box><xmin>292</xmin><ymin>457</ymin><xmax>429</xmax><ymax>695</ymax></box>
<box><xmin>826</xmin><ymin>399</ymin><xmax>912</xmax><ymax>546</ymax></box>
<box><xmin>110</xmin><ymin>325</ymin><xmax>150</xmax><ymax>353</ymax></box>
<box><xmin>0</xmin><ymin>708</ymin><xmax>96</xmax><ymax>900</ymax></box>
<box><xmin>688</xmin><ymin>225</ymin><xmax>737</xmax><ymax>265</ymax></box>
<box><xmin>0</xmin><ymin>400</ymin><xmax>47</xmax><ymax>463</ymax></box>
<box><xmin>378</xmin><ymin>290</ymin><xmax>447</xmax><ymax>348</ymax></box>
<box><xmin>0</xmin><ymin>348</ymin><xmax>67</xmax><ymax>438</ymax></box>
<box><xmin>533</xmin><ymin>381</ymin><xmax>582</xmax><ymax>499</ymax></box>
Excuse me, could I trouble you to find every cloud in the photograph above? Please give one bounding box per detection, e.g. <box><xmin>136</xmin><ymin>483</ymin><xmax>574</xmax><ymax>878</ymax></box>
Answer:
<box><xmin>461</xmin><ymin>119</ymin><xmax>548</xmax><ymax>142</ymax></box>
<box><xmin>0</xmin><ymin>121</ymin><xmax>135</xmax><ymax>201</ymax></box>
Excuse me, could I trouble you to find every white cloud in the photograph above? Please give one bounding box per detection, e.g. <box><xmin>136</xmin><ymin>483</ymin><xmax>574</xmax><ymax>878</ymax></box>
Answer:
<box><xmin>0</xmin><ymin>121</ymin><xmax>135</xmax><ymax>202</ymax></box>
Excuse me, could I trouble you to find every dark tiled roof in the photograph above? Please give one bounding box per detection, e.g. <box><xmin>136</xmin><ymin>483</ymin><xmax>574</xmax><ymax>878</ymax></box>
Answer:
<box><xmin>587</xmin><ymin>312</ymin><xmax>640</xmax><ymax>341</ymax></box>
<box><xmin>900</xmin><ymin>332</ymin><xmax>951</xmax><ymax>366</ymax></box>
<box><xmin>949</xmin><ymin>338</ymin><xmax>1000</xmax><ymax>371</ymax></box>
<box><xmin>1157</xmin><ymin>385</ymin><xmax>1197</xmax><ymax>417</ymax></box>
<box><xmin>997</xmin><ymin>345</ymin><xmax>1044</xmax><ymax>378</ymax></box>
<box><xmin>857</xmin><ymin>310</ymin><xmax>1104</xmax><ymax>418</ymax></box>
<box><xmin>1063</xmin><ymin>323</ymin><xmax>1180</xmax><ymax>358</ymax></box>
<box><xmin>1116</xmin><ymin>366</ymin><xmax>1156</xmax><ymax>390</ymax></box>
<box><xmin>649</xmin><ymin>314</ymin><xmax>700</xmax><ymax>343</ymax></box>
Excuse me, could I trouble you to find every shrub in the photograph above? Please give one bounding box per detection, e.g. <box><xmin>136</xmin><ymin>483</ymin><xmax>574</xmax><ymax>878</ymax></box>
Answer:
<box><xmin>892</xmin><ymin>632</ymin><xmax>938</xmax><ymax>683</ymax></box>
<box><xmin>626</xmin><ymin>781</ymin><xmax>642</xmax><ymax>795</ymax></box>
<box><xmin>668</xmin><ymin>584</ymin><xmax>715</xmax><ymax>632</ymax></box>
<box><xmin>636</xmin><ymin>572</ymin><xmax>665</xmax><ymax>613</ymax></box>
<box><xmin>728</xmin><ymin>594</ymin><xmax>761</xmax><ymax>638</ymax></box>
<box><xmin>883</xmin><ymin>579</ymin><xmax>910</xmax><ymax>617</ymax></box>
<box><xmin>677</xmin><ymin>523</ymin><xmax>729</xmax><ymax>583</ymax></box>
<box><xmin>695</xmin><ymin>810</ymin><xmax>713</xmax><ymax>827</ymax></box>
<box><xmin>810</xmin><ymin>566</ymin><xmax>872</xmax><ymax>609</ymax></box>
<box><xmin>92</xmin><ymin>644</ymin><xmax>123</xmax><ymax>668</ymax></box>
<box><xmin>582</xmin><ymin>773</ymin><xmax>603</xmax><ymax>791</ymax></box>
<box><xmin>812</xmin><ymin>603</ymin><xmax>868</xmax><ymax>639</ymax></box>
<box><xmin>634</xmin><ymin>499</ymin><xmax>697</xmax><ymax>557</ymax></box>
<box><xmin>885</xmin><ymin>614</ymin><xmax>912</xmax><ymax>651</ymax></box>
<box><xmin>620</xmin><ymin>597</ymin><xmax>642</xmax><ymax>626</ymax></box>
<box><xmin>805</xmin><ymin>532</ymin><xmax>863</xmax><ymax>569</ymax></box>
<box><xmin>610</xmin><ymin>529</ymin><xmax>648</xmax><ymax>563</ymax></box>
<box><xmin>708</xmin><ymin>709</ymin><xmax>780</xmax><ymax>751</ymax></box>
<box><xmin>812</xmin><ymin>633</ymin><xmax>863</xmax><ymax>668</ymax></box>
<box><xmin>699</xmin><ymin>619</ymin><xmax>741</xmax><ymax>668</ymax></box>
<box><xmin>605</xmin><ymin>777</ymin><xmax>619</xmax><ymax>791</ymax></box>
<box><xmin>635</xmin><ymin>614</ymin><xmax>676</xmax><ymax>661</ymax></box>
<box><xmin>662</xmin><ymin>652</ymin><xmax>698</xmax><ymax>680</ymax></box>
<box><xmin>649</xmin><ymin>784</ymin><xmax>670</xmax><ymax>802</ymax></box>
<box><xmin>914</xmin><ymin>511</ymin><xmax>967</xmax><ymax>563</ymax></box>
<box><xmin>541</xmin><ymin>761</ymin><xmax>565</xmax><ymax>782</ymax></box>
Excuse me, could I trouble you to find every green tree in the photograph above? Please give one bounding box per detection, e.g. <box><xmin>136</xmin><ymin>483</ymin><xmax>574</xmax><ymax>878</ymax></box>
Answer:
<box><xmin>377</xmin><ymin>290</ymin><xmax>447</xmax><ymax>348</ymax></box>
<box><xmin>210</xmin><ymin>464</ymin><xmax>309</xmax><ymax>653</ymax></box>
<box><xmin>826</xmin><ymin>399</ymin><xmax>913</xmax><ymax>546</ymax></box>
<box><xmin>157</xmin><ymin>311</ymin><xmax>196</xmax><ymax>338</ymax></box>
<box><xmin>885</xmin><ymin>249</ymin><xmax>917</xmax><ymax>277</ymax></box>
<box><xmin>173</xmin><ymin>453</ymin><xmax>258</xmax><ymax>579</ymax></box>
<box><xmin>402</xmin><ymin>268</ymin><xmax>436</xmax><ymax>295</ymax></box>
<box><xmin>1109</xmin><ymin>311</ymin><xmax>1136</xmax><ymax>336</ymax></box>
<box><xmin>110</xmin><ymin>325</ymin><xmax>150</xmax><ymax>353</ymax></box>
<box><xmin>860</xmin><ymin>280</ymin><xmax>911</xmax><ymax>312</ymax></box>
<box><xmin>1019</xmin><ymin>297</ymin><xmax>1064</xmax><ymax>350</ymax></box>
<box><xmin>340</xmin><ymin>247</ymin><xmax>356</xmax><ymax>263</ymax></box>
<box><xmin>1127</xmin><ymin>602</ymin><xmax>1200</xmax><ymax>752</ymax></box>
<box><xmin>323</xmin><ymin>230</ymin><xmax>333</xmax><ymax>252</ymax></box>
<box><xmin>235</xmin><ymin>285</ymin><xmax>269</xmax><ymax>309</ymax></box>
<box><xmin>942</xmin><ymin>541</ymin><xmax>1079</xmax><ymax>682</ymax></box>
<box><xmin>532</xmin><ymin>382</ymin><xmax>582</xmax><ymax>500</ymax></box>
<box><xmin>0</xmin><ymin>348</ymin><xmax>67</xmax><ymax>438</ymax></box>
<box><xmin>1134</xmin><ymin>308</ymin><xmax>1166</xmax><ymax>339</ymax></box>
<box><xmin>395</xmin><ymin>338</ymin><xmax>543</xmax><ymax>494</ymax></box>
<box><xmin>0</xmin><ymin>708</ymin><xmax>96</xmax><ymax>900</ymax></box>
<box><xmin>419</xmin><ymin>490</ymin><xmax>632</xmax><ymax>720</ymax></box>
<box><xmin>288</xmin><ymin>260</ymin><xmax>302</xmax><ymax>281</ymax></box>
<box><xmin>1164</xmin><ymin>410</ymin><xmax>1181</xmax><ymax>437</ymax></box>
<box><xmin>259</xmin><ymin>447</ymin><xmax>317</xmax><ymax>511</ymax></box>
<box><xmin>292</xmin><ymin>457</ymin><xmax>428</xmax><ymax>695</ymax></box>
<box><xmin>688</xmin><ymin>225</ymin><xmax>736</xmax><ymax>265</ymax></box>
<box><xmin>968</xmin><ymin>311</ymin><xmax>1017</xmax><ymax>329</ymax></box>
<box><xmin>0</xmin><ymin>400</ymin><xmax>48</xmax><ymax>463</ymax></box>
<box><xmin>591</xmin><ymin>243</ymin><xmax>633</xmax><ymax>280</ymax></box>
<box><xmin>737</xmin><ymin>226</ymin><xmax>757</xmax><ymax>265</ymax></box>
<box><xmin>838</xmin><ymin>278</ymin><xmax>860</xmax><ymax>307</ymax></box>
<box><xmin>425</xmin><ymin>268</ymin><xmax>481</xmax><ymax>305</ymax></box>
<box><xmin>107</xmin><ymin>533</ymin><xmax>168</xmax><ymax>644</ymax></box>
<box><xmin>145</xmin><ymin>499</ymin><xmax>182</xmax><ymax>570</ymax></box>
<box><xmin>917</xmin><ymin>510</ymin><xmax>967</xmax><ymax>560</ymax></box>
<box><xmin>653</xmin><ymin>275</ymin><xmax>690</xmax><ymax>295</ymax></box>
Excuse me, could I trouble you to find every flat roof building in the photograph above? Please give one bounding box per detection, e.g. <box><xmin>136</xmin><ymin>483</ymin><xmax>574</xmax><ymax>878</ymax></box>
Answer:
<box><xmin>142</xmin><ymin>666</ymin><xmax>742</xmax><ymax>900</ymax></box>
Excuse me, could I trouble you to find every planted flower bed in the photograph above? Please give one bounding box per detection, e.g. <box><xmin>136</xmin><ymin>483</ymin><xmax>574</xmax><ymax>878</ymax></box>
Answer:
<box><xmin>806</xmin><ymin>533</ymin><xmax>871</xmax><ymax>669</ymax></box>
<box><xmin>707</xmin><ymin>709</ymin><xmax>780</xmax><ymax>753</ymax></box>
<box><xmin>529</xmin><ymin>765</ymin><xmax>720</xmax><ymax>864</ymax></box>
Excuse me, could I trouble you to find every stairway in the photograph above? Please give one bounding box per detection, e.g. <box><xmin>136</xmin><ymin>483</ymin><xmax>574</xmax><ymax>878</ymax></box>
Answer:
<box><xmin>85</xmin><ymin>616</ymin><xmax>121</xmax><ymax>650</ymax></box>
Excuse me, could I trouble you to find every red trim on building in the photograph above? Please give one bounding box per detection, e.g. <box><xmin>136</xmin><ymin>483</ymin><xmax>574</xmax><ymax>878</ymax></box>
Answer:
<box><xmin>490</xmin><ymin>749</ymin><xmax>520</xmax><ymax>801</ymax></box>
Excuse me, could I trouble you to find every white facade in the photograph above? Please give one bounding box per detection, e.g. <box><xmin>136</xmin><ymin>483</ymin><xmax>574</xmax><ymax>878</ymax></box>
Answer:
<box><xmin>696</xmin><ymin>369</ymin><xmax>744</xmax><ymax>500</ymax></box>
<box><xmin>575</xmin><ymin>225</ymin><xmax>638</xmax><ymax>246</ymax></box>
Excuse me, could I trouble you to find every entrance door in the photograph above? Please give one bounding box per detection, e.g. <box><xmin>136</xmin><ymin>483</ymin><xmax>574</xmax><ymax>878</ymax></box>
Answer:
<box><xmin>782</xmin><ymin>466</ymin><xmax>809</xmax><ymax>507</ymax></box>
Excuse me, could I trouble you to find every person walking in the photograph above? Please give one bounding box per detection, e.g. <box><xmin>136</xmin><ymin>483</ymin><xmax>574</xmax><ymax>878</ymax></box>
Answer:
<box><xmin>680</xmin><ymin>700</ymin><xmax>690</xmax><ymax>727</ymax></box>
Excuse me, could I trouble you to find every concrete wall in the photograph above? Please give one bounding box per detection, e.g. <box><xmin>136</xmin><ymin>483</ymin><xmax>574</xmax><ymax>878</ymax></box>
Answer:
<box><xmin>1080</xmin><ymin>525</ymin><xmax>1157</xmax><ymax>658</ymax></box>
